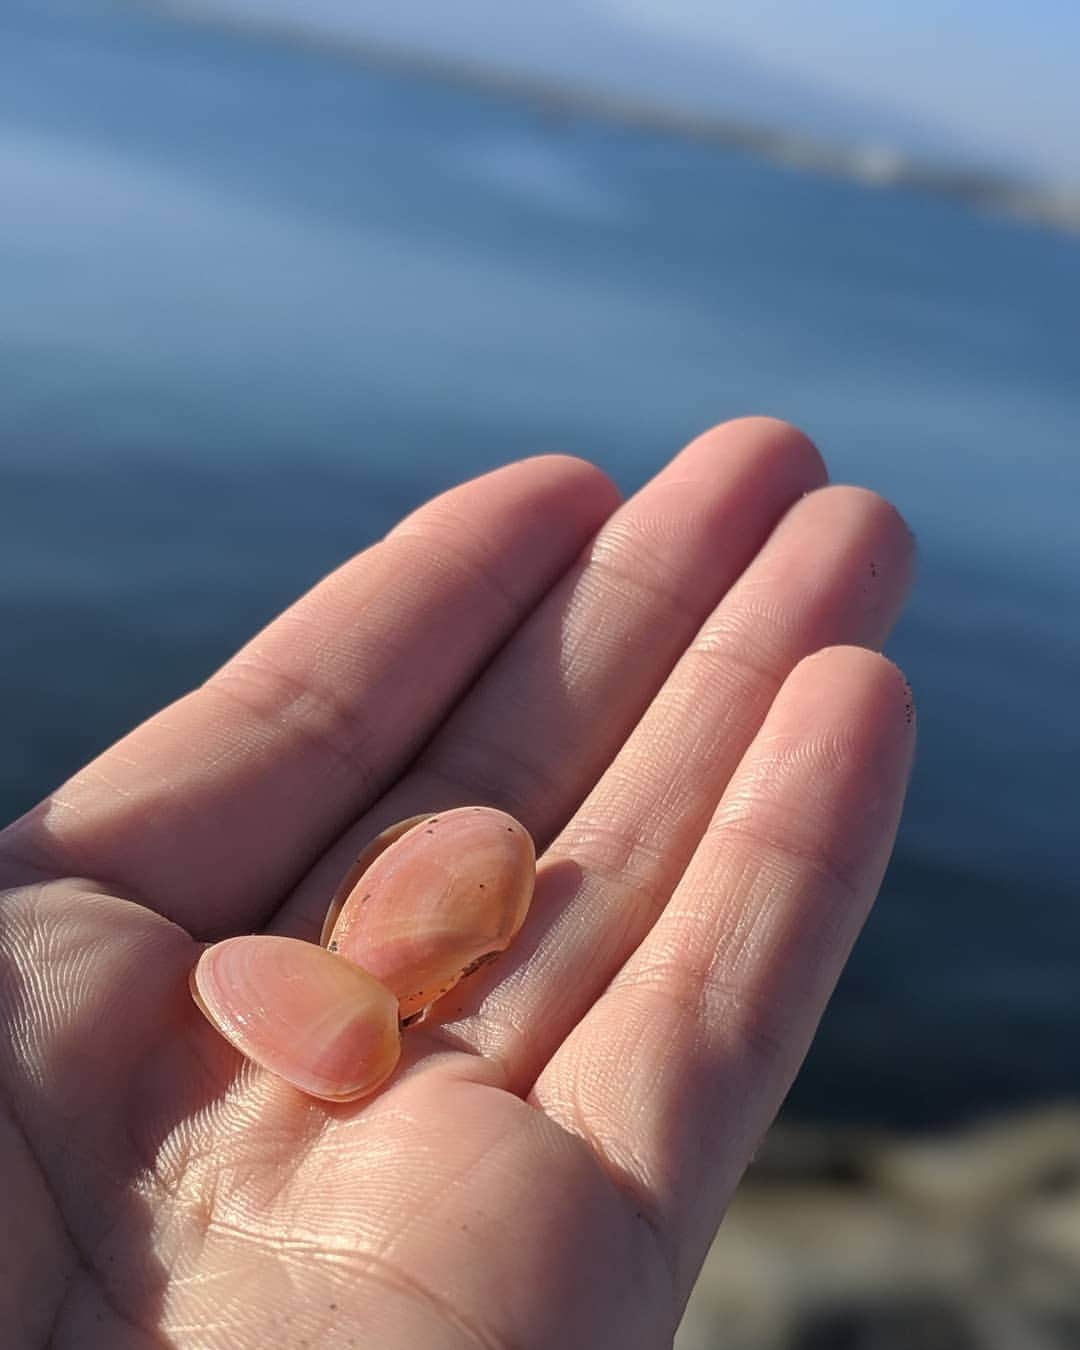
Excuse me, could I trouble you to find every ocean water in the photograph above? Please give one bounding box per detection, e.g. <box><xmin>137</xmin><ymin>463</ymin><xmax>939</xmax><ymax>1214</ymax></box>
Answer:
<box><xmin>3</xmin><ymin>1</ymin><xmax>1078</xmax><ymax>1124</ymax></box>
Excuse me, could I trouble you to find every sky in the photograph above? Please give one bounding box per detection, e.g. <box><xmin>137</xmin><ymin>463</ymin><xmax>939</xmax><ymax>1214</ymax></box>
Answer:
<box><xmin>168</xmin><ymin>0</ymin><xmax>1080</xmax><ymax>183</ymax></box>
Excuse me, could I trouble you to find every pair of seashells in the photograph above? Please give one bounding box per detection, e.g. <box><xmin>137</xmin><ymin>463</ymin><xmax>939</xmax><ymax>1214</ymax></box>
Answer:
<box><xmin>190</xmin><ymin>807</ymin><xmax>535</xmax><ymax>1101</ymax></box>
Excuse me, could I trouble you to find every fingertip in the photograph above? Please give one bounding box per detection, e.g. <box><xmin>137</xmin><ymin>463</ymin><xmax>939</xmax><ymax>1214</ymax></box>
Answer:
<box><xmin>485</xmin><ymin>452</ymin><xmax>621</xmax><ymax>512</ymax></box>
<box><xmin>518</xmin><ymin>453</ymin><xmax>624</xmax><ymax>531</ymax></box>
<box><xmin>786</xmin><ymin>645</ymin><xmax>918</xmax><ymax>767</ymax></box>
<box><xmin>393</xmin><ymin>452</ymin><xmax>621</xmax><ymax>544</ymax></box>
<box><xmin>688</xmin><ymin>417</ymin><xmax>829</xmax><ymax>496</ymax></box>
<box><xmin>515</xmin><ymin>452</ymin><xmax>621</xmax><ymax>506</ymax></box>
<box><xmin>810</xmin><ymin>484</ymin><xmax>918</xmax><ymax>576</ymax></box>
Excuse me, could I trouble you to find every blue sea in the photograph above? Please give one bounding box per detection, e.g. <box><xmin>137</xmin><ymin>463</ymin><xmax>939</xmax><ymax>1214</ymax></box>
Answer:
<box><xmin>3</xmin><ymin>1</ymin><xmax>1079</xmax><ymax>1125</ymax></box>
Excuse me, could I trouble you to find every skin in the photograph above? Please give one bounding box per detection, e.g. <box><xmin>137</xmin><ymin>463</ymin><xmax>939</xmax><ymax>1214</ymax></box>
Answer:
<box><xmin>0</xmin><ymin>418</ymin><xmax>916</xmax><ymax>1349</ymax></box>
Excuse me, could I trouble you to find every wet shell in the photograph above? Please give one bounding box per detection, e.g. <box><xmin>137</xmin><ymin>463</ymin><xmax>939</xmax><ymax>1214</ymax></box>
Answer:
<box><xmin>325</xmin><ymin>806</ymin><xmax>535</xmax><ymax>1019</ymax></box>
<box><xmin>191</xmin><ymin>935</ymin><xmax>401</xmax><ymax>1102</ymax></box>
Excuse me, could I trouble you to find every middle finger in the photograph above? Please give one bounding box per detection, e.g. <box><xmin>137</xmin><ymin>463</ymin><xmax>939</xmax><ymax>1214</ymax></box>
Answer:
<box><xmin>274</xmin><ymin>418</ymin><xmax>825</xmax><ymax>941</ymax></box>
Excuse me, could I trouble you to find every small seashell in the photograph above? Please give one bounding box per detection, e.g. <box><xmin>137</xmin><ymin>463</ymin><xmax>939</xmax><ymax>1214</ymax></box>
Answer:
<box><xmin>319</xmin><ymin>813</ymin><xmax>431</xmax><ymax>948</ymax></box>
<box><xmin>191</xmin><ymin>935</ymin><xmax>401</xmax><ymax>1102</ymax></box>
<box><xmin>325</xmin><ymin>806</ymin><xmax>535</xmax><ymax>1019</ymax></box>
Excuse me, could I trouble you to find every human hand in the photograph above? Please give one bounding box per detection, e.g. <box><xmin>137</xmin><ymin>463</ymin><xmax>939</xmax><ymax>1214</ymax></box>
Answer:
<box><xmin>0</xmin><ymin>419</ymin><xmax>915</xmax><ymax>1349</ymax></box>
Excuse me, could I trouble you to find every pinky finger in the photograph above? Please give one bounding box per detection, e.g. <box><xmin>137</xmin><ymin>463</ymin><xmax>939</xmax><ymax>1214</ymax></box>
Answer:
<box><xmin>530</xmin><ymin>646</ymin><xmax>916</xmax><ymax>1304</ymax></box>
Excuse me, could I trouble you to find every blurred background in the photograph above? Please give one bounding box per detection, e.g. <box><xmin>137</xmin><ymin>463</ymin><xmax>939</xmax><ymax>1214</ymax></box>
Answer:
<box><xmin>3</xmin><ymin>1</ymin><xmax>1079</xmax><ymax>1345</ymax></box>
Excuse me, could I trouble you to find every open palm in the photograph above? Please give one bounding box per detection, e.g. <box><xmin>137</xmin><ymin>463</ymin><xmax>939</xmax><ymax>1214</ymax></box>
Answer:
<box><xmin>1</xmin><ymin>420</ymin><xmax>916</xmax><ymax>1349</ymax></box>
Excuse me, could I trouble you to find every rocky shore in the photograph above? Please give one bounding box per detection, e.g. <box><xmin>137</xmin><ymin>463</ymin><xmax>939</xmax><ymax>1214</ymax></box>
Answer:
<box><xmin>677</xmin><ymin>1107</ymin><xmax>1080</xmax><ymax>1350</ymax></box>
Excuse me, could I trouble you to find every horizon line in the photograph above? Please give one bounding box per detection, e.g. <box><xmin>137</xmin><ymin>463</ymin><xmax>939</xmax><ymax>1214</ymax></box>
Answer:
<box><xmin>143</xmin><ymin>0</ymin><xmax>1080</xmax><ymax>238</ymax></box>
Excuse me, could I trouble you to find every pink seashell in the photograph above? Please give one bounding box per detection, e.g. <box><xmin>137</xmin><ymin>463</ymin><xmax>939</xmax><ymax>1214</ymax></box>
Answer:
<box><xmin>325</xmin><ymin>806</ymin><xmax>535</xmax><ymax>1019</ymax></box>
<box><xmin>319</xmin><ymin>813</ymin><xmax>430</xmax><ymax>948</ymax></box>
<box><xmin>191</xmin><ymin>935</ymin><xmax>401</xmax><ymax>1102</ymax></box>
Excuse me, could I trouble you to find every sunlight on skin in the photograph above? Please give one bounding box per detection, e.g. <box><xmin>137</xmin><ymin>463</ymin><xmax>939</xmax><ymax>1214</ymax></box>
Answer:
<box><xmin>0</xmin><ymin>420</ymin><xmax>916</xmax><ymax>1348</ymax></box>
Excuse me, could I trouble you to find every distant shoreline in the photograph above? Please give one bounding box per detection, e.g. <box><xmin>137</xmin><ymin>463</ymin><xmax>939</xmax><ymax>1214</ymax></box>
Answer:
<box><xmin>146</xmin><ymin>0</ymin><xmax>1080</xmax><ymax>238</ymax></box>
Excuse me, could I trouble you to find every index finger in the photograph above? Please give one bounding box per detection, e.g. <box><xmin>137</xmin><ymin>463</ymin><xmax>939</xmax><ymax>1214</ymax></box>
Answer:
<box><xmin>1</xmin><ymin>456</ymin><xmax>618</xmax><ymax>935</ymax></box>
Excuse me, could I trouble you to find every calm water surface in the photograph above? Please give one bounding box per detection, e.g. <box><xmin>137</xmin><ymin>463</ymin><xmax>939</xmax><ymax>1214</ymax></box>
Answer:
<box><xmin>3</xmin><ymin>0</ymin><xmax>1079</xmax><ymax>1123</ymax></box>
